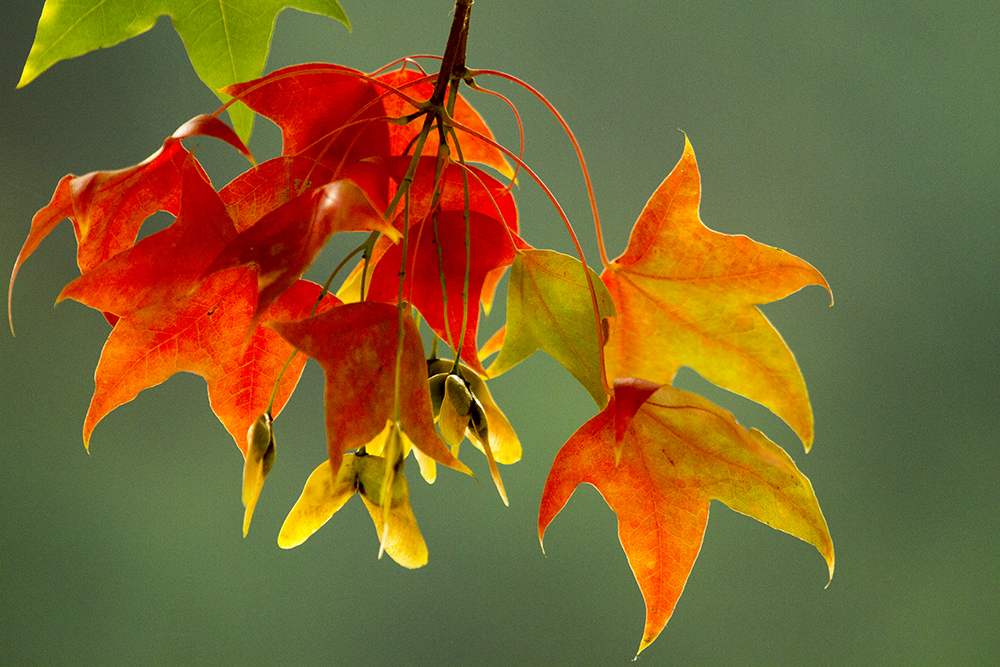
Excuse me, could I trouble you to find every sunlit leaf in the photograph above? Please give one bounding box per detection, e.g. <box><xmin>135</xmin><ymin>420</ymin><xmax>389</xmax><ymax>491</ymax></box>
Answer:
<box><xmin>601</xmin><ymin>137</ymin><xmax>832</xmax><ymax>449</ymax></box>
<box><xmin>539</xmin><ymin>379</ymin><xmax>834</xmax><ymax>657</ymax></box>
<box><xmin>19</xmin><ymin>0</ymin><xmax>349</xmax><ymax>140</ymax></box>
<box><xmin>488</xmin><ymin>249</ymin><xmax>614</xmax><ymax>407</ymax></box>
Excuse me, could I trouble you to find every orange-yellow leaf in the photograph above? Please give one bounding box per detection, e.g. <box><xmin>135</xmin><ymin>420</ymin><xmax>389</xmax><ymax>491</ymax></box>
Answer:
<box><xmin>539</xmin><ymin>379</ymin><xmax>833</xmax><ymax>657</ymax></box>
<box><xmin>601</xmin><ymin>137</ymin><xmax>831</xmax><ymax>449</ymax></box>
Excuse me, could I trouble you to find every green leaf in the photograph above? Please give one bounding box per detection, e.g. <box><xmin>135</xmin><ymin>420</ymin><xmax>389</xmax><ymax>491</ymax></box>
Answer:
<box><xmin>487</xmin><ymin>249</ymin><xmax>615</xmax><ymax>407</ymax></box>
<box><xmin>18</xmin><ymin>0</ymin><xmax>350</xmax><ymax>142</ymax></box>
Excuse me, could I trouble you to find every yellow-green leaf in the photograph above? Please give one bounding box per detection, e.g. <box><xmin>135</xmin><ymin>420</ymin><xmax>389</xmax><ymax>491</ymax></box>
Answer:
<box><xmin>18</xmin><ymin>0</ymin><xmax>350</xmax><ymax>141</ymax></box>
<box><xmin>487</xmin><ymin>249</ymin><xmax>615</xmax><ymax>407</ymax></box>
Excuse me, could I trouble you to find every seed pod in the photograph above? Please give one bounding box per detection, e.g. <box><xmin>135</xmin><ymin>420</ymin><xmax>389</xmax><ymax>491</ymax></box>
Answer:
<box><xmin>440</xmin><ymin>374</ymin><xmax>474</xmax><ymax>448</ymax></box>
<box><xmin>242</xmin><ymin>413</ymin><xmax>276</xmax><ymax>537</ymax></box>
<box><xmin>469</xmin><ymin>396</ymin><xmax>489</xmax><ymax>447</ymax></box>
<box><xmin>428</xmin><ymin>372</ymin><xmax>448</xmax><ymax>417</ymax></box>
<box><xmin>277</xmin><ymin>453</ymin><xmax>360</xmax><ymax>549</ymax></box>
<box><xmin>356</xmin><ymin>454</ymin><xmax>428</xmax><ymax>569</ymax></box>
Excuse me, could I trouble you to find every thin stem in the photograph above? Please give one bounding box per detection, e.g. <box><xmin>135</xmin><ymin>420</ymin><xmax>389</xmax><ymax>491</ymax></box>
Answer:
<box><xmin>447</xmin><ymin>126</ymin><xmax>473</xmax><ymax>370</ymax></box>
<box><xmin>358</xmin><ymin>230</ymin><xmax>381</xmax><ymax>302</ymax></box>
<box><xmin>467</xmin><ymin>68</ymin><xmax>610</xmax><ymax>270</ymax></box>
<box><xmin>464</xmin><ymin>79</ymin><xmax>525</xmax><ymax>189</ymax></box>
<box><xmin>444</xmin><ymin>115</ymin><xmax>613</xmax><ymax>398</ymax></box>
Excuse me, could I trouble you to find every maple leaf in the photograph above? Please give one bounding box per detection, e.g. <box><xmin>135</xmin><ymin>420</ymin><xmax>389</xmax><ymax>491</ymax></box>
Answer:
<box><xmin>366</xmin><ymin>210</ymin><xmax>518</xmax><ymax>376</ymax></box>
<box><xmin>203</xmin><ymin>176</ymin><xmax>397</xmax><ymax>325</ymax></box>
<box><xmin>486</xmin><ymin>249</ymin><xmax>615</xmax><ymax>407</ymax></box>
<box><xmin>56</xmin><ymin>154</ymin><xmax>238</xmax><ymax>318</ymax></box>
<box><xmin>7</xmin><ymin>115</ymin><xmax>249</xmax><ymax>332</ymax></box>
<box><xmin>267</xmin><ymin>302</ymin><xmax>472</xmax><ymax>479</ymax></box>
<box><xmin>349</xmin><ymin>158</ymin><xmax>522</xmax><ymax>377</ymax></box>
<box><xmin>539</xmin><ymin>379</ymin><xmax>834</xmax><ymax>657</ymax></box>
<box><xmin>219</xmin><ymin>156</ymin><xmax>391</xmax><ymax>231</ymax></box>
<box><xmin>222</xmin><ymin>63</ymin><xmax>389</xmax><ymax>163</ymax></box>
<box><xmin>19</xmin><ymin>0</ymin><xmax>350</xmax><ymax>140</ymax></box>
<box><xmin>380</xmin><ymin>157</ymin><xmax>520</xmax><ymax>235</ymax></box>
<box><xmin>601</xmin><ymin>137</ymin><xmax>832</xmax><ymax>449</ymax></box>
<box><xmin>82</xmin><ymin>268</ymin><xmax>338</xmax><ymax>452</ymax></box>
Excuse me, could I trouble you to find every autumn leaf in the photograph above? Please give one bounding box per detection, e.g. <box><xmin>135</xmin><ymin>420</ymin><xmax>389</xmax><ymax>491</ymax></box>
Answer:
<box><xmin>539</xmin><ymin>379</ymin><xmax>834</xmax><ymax>657</ymax></box>
<box><xmin>19</xmin><ymin>0</ymin><xmax>350</xmax><ymax>140</ymax></box>
<box><xmin>203</xmin><ymin>177</ymin><xmax>396</xmax><ymax>325</ymax></box>
<box><xmin>57</xmin><ymin>155</ymin><xmax>238</xmax><ymax>318</ymax></box>
<box><xmin>7</xmin><ymin>115</ymin><xmax>248</xmax><ymax>332</ymax></box>
<box><xmin>83</xmin><ymin>267</ymin><xmax>338</xmax><ymax>452</ymax></box>
<box><xmin>223</xmin><ymin>63</ymin><xmax>388</xmax><ymax>161</ymax></box>
<box><xmin>268</xmin><ymin>302</ymin><xmax>472</xmax><ymax>479</ymax></box>
<box><xmin>366</xmin><ymin>210</ymin><xmax>517</xmax><ymax>376</ymax></box>
<box><xmin>487</xmin><ymin>249</ymin><xmax>615</xmax><ymax>407</ymax></box>
<box><xmin>382</xmin><ymin>158</ymin><xmax>519</xmax><ymax>235</ymax></box>
<box><xmin>601</xmin><ymin>137</ymin><xmax>832</xmax><ymax>449</ymax></box>
<box><xmin>10</xmin><ymin>5</ymin><xmax>837</xmax><ymax>651</ymax></box>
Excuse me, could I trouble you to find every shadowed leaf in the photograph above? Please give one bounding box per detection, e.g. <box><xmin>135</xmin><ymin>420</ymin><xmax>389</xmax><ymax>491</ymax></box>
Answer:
<box><xmin>268</xmin><ymin>302</ymin><xmax>472</xmax><ymax>478</ymax></box>
<box><xmin>487</xmin><ymin>249</ymin><xmax>614</xmax><ymax>407</ymax></box>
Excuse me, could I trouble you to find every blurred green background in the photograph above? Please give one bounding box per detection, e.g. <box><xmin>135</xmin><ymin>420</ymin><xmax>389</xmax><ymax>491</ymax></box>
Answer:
<box><xmin>2</xmin><ymin>0</ymin><xmax>997</xmax><ymax>664</ymax></box>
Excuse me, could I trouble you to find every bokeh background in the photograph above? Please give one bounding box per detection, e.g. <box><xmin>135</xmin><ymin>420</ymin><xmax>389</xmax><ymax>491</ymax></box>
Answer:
<box><xmin>2</xmin><ymin>1</ymin><xmax>997</xmax><ymax>664</ymax></box>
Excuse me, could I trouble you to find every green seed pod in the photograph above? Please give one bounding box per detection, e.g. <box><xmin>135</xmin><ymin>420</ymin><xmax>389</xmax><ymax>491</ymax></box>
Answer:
<box><xmin>440</xmin><ymin>374</ymin><xmax>474</xmax><ymax>447</ymax></box>
<box><xmin>428</xmin><ymin>372</ymin><xmax>448</xmax><ymax>417</ymax></box>
<box><xmin>469</xmin><ymin>396</ymin><xmax>489</xmax><ymax>447</ymax></box>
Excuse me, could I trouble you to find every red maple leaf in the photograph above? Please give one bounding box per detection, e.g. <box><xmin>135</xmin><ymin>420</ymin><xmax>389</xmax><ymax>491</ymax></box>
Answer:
<box><xmin>223</xmin><ymin>64</ymin><xmax>390</xmax><ymax>164</ymax></box>
<box><xmin>268</xmin><ymin>302</ymin><xmax>471</xmax><ymax>478</ymax></box>
<box><xmin>8</xmin><ymin>115</ymin><xmax>249</xmax><ymax>331</ymax></box>
<box><xmin>56</xmin><ymin>154</ymin><xmax>237</xmax><ymax>318</ymax></box>
<box><xmin>367</xmin><ymin>209</ymin><xmax>517</xmax><ymax>375</ymax></box>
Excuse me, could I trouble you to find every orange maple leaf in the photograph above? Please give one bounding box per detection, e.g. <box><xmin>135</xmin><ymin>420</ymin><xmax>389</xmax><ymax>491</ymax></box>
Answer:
<box><xmin>539</xmin><ymin>379</ymin><xmax>834</xmax><ymax>657</ymax></box>
<box><xmin>7</xmin><ymin>115</ymin><xmax>248</xmax><ymax>332</ymax></box>
<box><xmin>601</xmin><ymin>137</ymin><xmax>832</xmax><ymax>449</ymax></box>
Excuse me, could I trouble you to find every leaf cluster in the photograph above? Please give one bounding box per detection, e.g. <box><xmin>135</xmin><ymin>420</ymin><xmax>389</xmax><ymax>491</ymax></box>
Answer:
<box><xmin>11</xmin><ymin>0</ymin><xmax>834</xmax><ymax>657</ymax></box>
